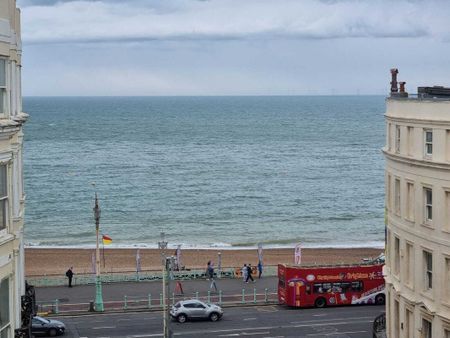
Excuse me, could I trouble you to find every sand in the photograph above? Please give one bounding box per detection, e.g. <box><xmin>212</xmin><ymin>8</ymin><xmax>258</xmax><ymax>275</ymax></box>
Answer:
<box><xmin>25</xmin><ymin>247</ymin><xmax>383</xmax><ymax>277</ymax></box>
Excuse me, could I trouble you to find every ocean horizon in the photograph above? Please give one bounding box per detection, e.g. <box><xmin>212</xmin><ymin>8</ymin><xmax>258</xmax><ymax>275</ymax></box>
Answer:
<box><xmin>23</xmin><ymin>96</ymin><xmax>386</xmax><ymax>249</ymax></box>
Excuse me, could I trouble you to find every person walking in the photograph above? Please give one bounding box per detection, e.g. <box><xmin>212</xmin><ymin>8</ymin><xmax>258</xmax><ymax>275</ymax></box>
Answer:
<box><xmin>65</xmin><ymin>267</ymin><xmax>74</xmax><ymax>287</ymax></box>
<box><xmin>246</xmin><ymin>264</ymin><xmax>255</xmax><ymax>283</ymax></box>
<box><xmin>242</xmin><ymin>263</ymin><xmax>248</xmax><ymax>282</ymax></box>
<box><xmin>210</xmin><ymin>277</ymin><xmax>218</xmax><ymax>292</ymax></box>
<box><xmin>257</xmin><ymin>261</ymin><xmax>263</xmax><ymax>279</ymax></box>
<box><xmin>206</xmin><ymin>261</ymin><xmax>211</xmax><ymax>280</ymax></box>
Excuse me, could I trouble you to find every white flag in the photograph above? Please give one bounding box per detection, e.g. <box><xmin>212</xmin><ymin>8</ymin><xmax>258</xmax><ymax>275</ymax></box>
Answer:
<box><xmin>294</xmin><ymin>243</ymin><xmax>302</xmax><ymax>265</ymax></box>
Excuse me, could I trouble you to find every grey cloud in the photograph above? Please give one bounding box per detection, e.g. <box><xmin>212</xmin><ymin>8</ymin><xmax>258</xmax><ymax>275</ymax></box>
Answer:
<box><xmin>19</xmin><ymin>0</ymin><xmax>446</xmax><ymax>44</ymax></box>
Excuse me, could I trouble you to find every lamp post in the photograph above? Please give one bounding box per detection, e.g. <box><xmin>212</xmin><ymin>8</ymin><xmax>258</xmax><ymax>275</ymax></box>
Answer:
<box><xmin>93</xmin><ymin>193</ymin><xmax>104</xmax><ymax>311</ymax></box>
<box><xmin>158</xmin><ymin>232</ymin><xmax>170</xmax><ymax>337</ymax></box>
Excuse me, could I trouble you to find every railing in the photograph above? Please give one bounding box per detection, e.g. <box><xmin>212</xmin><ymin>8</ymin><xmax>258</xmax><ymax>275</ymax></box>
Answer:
<box><xmin>372</xmin><ymin>312</ymin><xmax>386</xmax><ymax>338</ymax></box>
<box><xmin>27</xmin><ymin>266</ymin><xmax>278</xmax><ymax>287</ymax></box>
<box><xmin>36</xmin><ymin>288</ymin><xmax>278</xmax><ymax>315</ymax></box>
<box><xmin>388</xmin><ymin>93</ymin><xmax>450</xmax><ymax>101</ymax></box>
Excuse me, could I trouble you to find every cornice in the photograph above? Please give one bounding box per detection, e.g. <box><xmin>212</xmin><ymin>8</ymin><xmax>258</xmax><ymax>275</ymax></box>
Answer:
<box><xmin>385</xmin><ymin>115</ymin><xmax>450</xmax><ymax>126</ymax></box>
<box><xmin>383</xmin><ymin>148</ymin><xmax>450</xmax><ymax>171</ymax></box>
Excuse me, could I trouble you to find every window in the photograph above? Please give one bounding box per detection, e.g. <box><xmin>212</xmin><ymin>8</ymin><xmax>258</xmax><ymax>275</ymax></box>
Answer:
<box><xmin>423</xmin><ymin>250</ymin><xmax>433</xmax><ymax>290</ymax></box>
<box><xmin>446</xmin><ymin>191</ymin><xmax>450</xmax><ymax>232</ymax></box>
<box><xmin>405</xmin><ymin>308</ymin><xmax>414</xmax><ymax>338</ymax></box>
<box><xmin>0</xmin><ymin>277</ymin><xmax>10</xmax><ymax>338</ymax></box>
<box><xmin>422</xmin><ymin>318</ymin><xmax>432</xmax><ymax>338</ymax></box>
<box><xmin>406</xmin><ymin>242</ymin><xmax>414</xmax><ymax>287</ymax></box>
<box><xmin>394</xmin><ymin>237</ymin><xmax>400</xmax><ymax>276</ymax></box>
<box><xmin>446</xmin><ymin>258</ymin><xmax>450</xmax><ymax>299</ymax></box>
<box><xmin>0</xmin><ymin>59</ymin><xmax>5</xmax><ymax>116</ymax></box>
<box><xmin>386</xmin><ymin>174</ymin><xmax>391</xmax><ymax>210</ymax></box>
<box><xmin>394</xmin><ymin>299</ymin><xmax>400</xmax><ymax>338</ymax></box>
<box><xmin>0</xmin><ymin>165</ymin><xmax>6</xmax><ymax>232</ymax></box>
<box><xmin>424</xmin><ymin>188</ymin><xmax>432</xmax><ymax>222</ymax></box>
<box><xmin>425</xmin><ymin>130</ymin><xmax>433</xmax><ymax>156</ymax></box>
<box><xmin>407</xmin><ymin>126</ymin><xmax>414</xmax><ymax>156</ymax></box>
<box><xmin>406</xmin><ymin>182</ymin><xmax>415</xmax><ymax>221</ymax></box>
<box><xmin>394</xmin><ymin>178</ymin><xmax>401</xmax><ymax>215</ymax></box>
<box><xmin>387</xmin><ymin>123</ymin><xmax>392</xmax><ymax>151</ymax></box>
<box><xmin>395</xmin><ymin>125</ymin><xmax>401</xmax><ymax>153</ymax></box>
<box><xmin>445</xmin><ymin>329</ymin><xmax>450</xmax><ymax>338</ymax></box>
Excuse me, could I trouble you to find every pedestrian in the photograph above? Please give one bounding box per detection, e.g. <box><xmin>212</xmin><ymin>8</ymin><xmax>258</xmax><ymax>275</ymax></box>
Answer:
<box><xmin>210</xmin><ymin>278</ymin><xmax>218</xmax><ymax>292</ymax></box>
<box><xmin>209</xmin><ymin>262</ymin><xmax>215</xmax><ymax>279</ymax></box>
<box><xmin>246</xmin><ymin>264</ymin><xmax>255</xmax><ymax>283</ymax></box>
<box><xmin>242</xmin><ymin>263</ymin><xmax>248</xmax><ymax>282</ymax></box>
<box><xmin>65</xmin><ymin>267</ymin><xmax>74</xmax><ymax>288</ymax></box>
<box><xmin>257</xmin><ymin>261</ymin><xmax>263</xmax><ymax>279</ymax></box>
<box><xmin>206</xmin><ymin>261</ymin><xmax>211</xmax><ymax>280</ymax></box>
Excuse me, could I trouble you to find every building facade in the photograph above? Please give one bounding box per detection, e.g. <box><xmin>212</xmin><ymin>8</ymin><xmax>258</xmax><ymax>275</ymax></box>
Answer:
<box><xmin>384</xmin><ymin>71</ymin><xmax>450</xmax><ymax>338</ymax></box>
<box><xmin>0</xmin><ymin>0</ymin><xmax>29</xmax><ymax>337</ymax></box>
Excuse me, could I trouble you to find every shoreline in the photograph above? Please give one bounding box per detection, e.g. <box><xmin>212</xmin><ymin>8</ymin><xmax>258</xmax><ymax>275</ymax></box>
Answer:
<box><xmin>25</xmin><ymin>247</ymin><xmax>384</xmax><ymax>277</ymax></box>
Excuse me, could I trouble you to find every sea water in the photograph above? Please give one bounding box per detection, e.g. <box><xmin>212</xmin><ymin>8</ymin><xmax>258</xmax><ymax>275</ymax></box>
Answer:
<box><xmin>23</xmin><ymin>96</ymin><xmax>385</xmax><ymax>249</ymax></box>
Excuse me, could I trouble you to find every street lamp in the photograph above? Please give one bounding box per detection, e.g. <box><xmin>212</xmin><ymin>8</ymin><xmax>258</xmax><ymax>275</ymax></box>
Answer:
<box><xmin>158</xmin><ymin>232</ymin><xmax>172</xmax><ymax>338</ymax></box>
<box><xmin>93</xmin><ymin>193</ymin><xmax>104</xmax><ymax>312</ymax></box>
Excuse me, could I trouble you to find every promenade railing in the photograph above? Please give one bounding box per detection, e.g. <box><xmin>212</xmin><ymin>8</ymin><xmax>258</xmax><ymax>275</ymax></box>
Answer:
<box><xmin>35</xmin><ymin>288</ymin><xmax>278</xmax><ymax>315</ymax></box>
<box><xmin>27</xmin><ymin>265</ymin><xmax>278</xmax><ymax>287</ymax></box>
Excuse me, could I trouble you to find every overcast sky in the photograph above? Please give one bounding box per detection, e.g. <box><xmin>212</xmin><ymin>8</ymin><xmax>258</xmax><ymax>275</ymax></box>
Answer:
<box><xmin>18</xmin><ymin>0</ymin><xmax>450</xmax><ymax>96</ymax></box>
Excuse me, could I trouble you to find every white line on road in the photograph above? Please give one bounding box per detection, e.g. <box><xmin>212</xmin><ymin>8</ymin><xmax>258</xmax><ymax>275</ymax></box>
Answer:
<box><xmin>243</xmin><ymin>317</ymin><xmax>257</xmax><ymax>321</ymax></box>
<box><xmin>290</xmin><ymin>315</ymin><xmax>374</xmax><ymax>324</ymax></box>
<box><xmin>306</xmin><ymin>331</ymin><xmax>367</xmax><ymax>336</ymax></box>
<box><xmin>92</xmin><ymin>326</ymin><xmax>116</xmax><ymax>330</ymax></box>
<box><xmin>313</xmin><ymin>314</ymin><xmax>327</xmax><ymax>317</ymax></box>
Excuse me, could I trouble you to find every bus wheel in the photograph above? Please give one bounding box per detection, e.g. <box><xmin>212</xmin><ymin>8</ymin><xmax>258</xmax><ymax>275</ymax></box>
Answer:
<box><xmin>375</xmin><ymin>294</ymin><xmax>385</xmax><ymax>305</ymax></box>
<box><xmin>314</xmin><ymin>297</ymin><xmax>326</xmax><ymax>308</ymax></box>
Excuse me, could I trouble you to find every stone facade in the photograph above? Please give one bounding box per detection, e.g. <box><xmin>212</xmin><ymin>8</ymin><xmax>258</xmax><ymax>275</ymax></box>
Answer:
<box><xmin>0</xmin><ymin>0</ymin><xmax>28</xmax><ymax>337</ymax></box>
<box><xmin>384</xmin><ymin>91</ymin><xmax>450</xmax><ymax>337</ymax></box>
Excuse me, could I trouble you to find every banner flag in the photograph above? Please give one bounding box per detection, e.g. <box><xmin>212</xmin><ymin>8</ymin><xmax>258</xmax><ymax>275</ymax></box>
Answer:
<box><xmin>294</xmin><ymin>243</ymin><xmax>302</xmax><ymax>265</ymax></box>
<box><xmin>176</xmin><ymin>245</ymin><xmax>181</xmax><ymax>270</ymax></box>
<box><xmin>257</xmin><ymin>243</ymin><xmax>263</xmax><ymax>264</ymax></box>
<box><xmin>136</xmin><ymin>249</ymin><xmax>141</xmax><ymax>273</ymax></box>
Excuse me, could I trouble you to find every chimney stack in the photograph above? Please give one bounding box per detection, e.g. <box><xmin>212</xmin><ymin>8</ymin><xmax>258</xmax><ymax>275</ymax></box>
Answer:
<box><xmin>390</xmin><ymin>68</ymin><xmax>399</xmax><ymax>93</ymax></box>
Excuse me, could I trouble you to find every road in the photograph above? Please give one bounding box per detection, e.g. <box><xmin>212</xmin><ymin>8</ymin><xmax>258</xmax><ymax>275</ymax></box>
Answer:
<box><xmin>54</xmin><ymin>304</ymin><xmax>383</xmax><ymax>338</ymax></box>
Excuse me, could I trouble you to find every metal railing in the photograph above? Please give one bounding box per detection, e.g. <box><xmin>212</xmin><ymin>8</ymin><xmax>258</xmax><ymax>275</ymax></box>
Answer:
<box><xmin>27</xmin><ymin>266</ymin><xmax>278</xmax><ymax>287</ymax></box>
<box><xmin>36</xmin><ymin>288</ymin><xmax>278</xmax><ymax>315</ymax></box>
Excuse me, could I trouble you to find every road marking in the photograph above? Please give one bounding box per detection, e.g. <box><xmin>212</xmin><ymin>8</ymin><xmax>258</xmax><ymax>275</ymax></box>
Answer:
<box><xmin>290</xmin><ymin>315</ymin><xmax>374</xmax><ymax>324</ymax></box>
<box><xmin>256</xmin><ymin>306</ymin><xmax>278</xmax><ymax>313</ymax></box>
<box><xmin>92</xmin><ymin>326</ymin><xmax>116</xmax><ymax>330</ymax></box>
<box><xmin>218</xmin><ymin>333</ymin><xmax>270</xmax><ymax>337</ymax></box>
<box><xmin>243</xmin><ymin>317</ymin><xmax>257</xmax><ymax>321</ymax></box>
<box><xmin>306</xmin><ymin>331</ymin><xmax>367</xmax><ymax>336</ymax></box>
<box><xmin>242</xmin><ymin>332</ymin><xmax>270</xmax><ymax>336</ymax></box>
<box><xmin>313</xmin><ymin>314</ymin><xmax>327</xmax><ymax>317</ymax></box>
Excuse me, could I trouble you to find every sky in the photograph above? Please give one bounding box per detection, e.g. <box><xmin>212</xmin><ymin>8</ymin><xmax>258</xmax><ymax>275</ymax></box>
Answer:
<box><xmin>17</xmin><ymin>0</ymin><xmax>450</xmax><ymax>96</ymax></box>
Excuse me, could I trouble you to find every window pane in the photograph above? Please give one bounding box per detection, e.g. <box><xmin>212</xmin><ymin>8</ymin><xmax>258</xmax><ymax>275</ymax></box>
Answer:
<box><xmin>426</xmin><ymin>131</ymin><xmax>433</xmax><ymax>143</ymax></box>
<box><xmin>0</xmin><ymin>165</ymin><xmax>6</xmax><ymax>198</ymax></box>
<box><xmin>0</xmin><ymin>278</ymin><xmax>9</xmax><ymax>328</ymax></box>
<box><xmin>0</xmin><ymin>90</ymin><xmax>3</xmax><ymax>115</ymax></box>
<box><xmin>0</xmin><ymin>200</ymin><xmax>5</xmax><ymax>231</ymax></box>
<box><xmin>0</xmin><ymin>59</ymin><xmax>5</xmax><ymax>87</ymax></box>
<box><xmin>427</xmin><ymin>144</ymin><xmax>433</xmax><ymax>154</ymax></box>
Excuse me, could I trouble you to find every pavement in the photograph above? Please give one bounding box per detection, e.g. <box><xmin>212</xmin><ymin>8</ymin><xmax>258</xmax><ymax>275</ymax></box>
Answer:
<box><xmin>35</xmin><ymin>276</ymin><xmax>278</xmax><ymax>312</ymax></box>
<box><xmin>49</xmin><ymin>304</ymin><xmax>384</xmax><ymax>338</ymax></box>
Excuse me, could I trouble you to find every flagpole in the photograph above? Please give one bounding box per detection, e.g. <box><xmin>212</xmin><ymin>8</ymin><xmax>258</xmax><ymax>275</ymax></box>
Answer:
<box><xmin>102</xmin><ymin>240</ymin><xmax>105</xmax><ymax>268</ymax></box>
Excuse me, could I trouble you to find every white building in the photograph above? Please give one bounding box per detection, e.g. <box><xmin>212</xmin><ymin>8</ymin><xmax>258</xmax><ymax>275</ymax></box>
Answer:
<box><xmin>0</xmin><ymin>0</ymin><xmax>30</xmax><ymax>337</ymax></box>
<box><xmin>384</xmin><ymin>70</ymin><xmax>450</xmax><ymax>338</ymax></box>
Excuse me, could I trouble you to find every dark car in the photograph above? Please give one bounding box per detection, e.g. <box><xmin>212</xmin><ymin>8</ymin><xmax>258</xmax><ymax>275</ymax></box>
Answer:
<box><xmin>31</xmin><ymin>316</ymin><xmax>65</xmax><ymax>336</ymax></box>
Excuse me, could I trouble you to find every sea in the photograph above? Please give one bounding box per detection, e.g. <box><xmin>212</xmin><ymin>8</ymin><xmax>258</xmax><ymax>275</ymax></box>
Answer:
<box><xmin>22</xmin><ymin>96</ymin><xmax>386</xmax><ymax>249</ymax></box>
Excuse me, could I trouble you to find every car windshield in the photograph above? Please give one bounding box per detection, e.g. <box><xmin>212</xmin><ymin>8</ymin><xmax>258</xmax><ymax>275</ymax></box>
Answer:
<box><xmin>174</xmin><ymin>302</ymin><xmax>181</xmax><ymax>308</ymax></box>
<box><xmin>36</xmin><ymin>317</ymin><xmax>50</xmax><ymax>324</ymax></box>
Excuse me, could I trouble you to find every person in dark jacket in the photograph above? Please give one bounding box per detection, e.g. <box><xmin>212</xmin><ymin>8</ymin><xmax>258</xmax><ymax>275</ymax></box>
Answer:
<box><xmin>246</xmin><ymin>264</ymin><xmax>255</xmax><ymax>283</ymax></box>
<box><xmin>65</xmin><ymin>267</ymin><xmax>74</xmax><ymax>287</ymax></box>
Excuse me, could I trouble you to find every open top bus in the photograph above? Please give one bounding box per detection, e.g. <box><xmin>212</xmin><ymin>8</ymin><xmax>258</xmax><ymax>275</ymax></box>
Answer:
<box><xmin>278</xmin><ymin>263</ymin><xmax>385</xmax><ymax>308</ymax></box>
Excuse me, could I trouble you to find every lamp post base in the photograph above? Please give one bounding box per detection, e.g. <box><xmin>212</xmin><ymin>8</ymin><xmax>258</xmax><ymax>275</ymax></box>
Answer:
<box><xmin>95</xmin><ymin>276</ymin><xmax>104</xmax><ymax>312</ymax></box>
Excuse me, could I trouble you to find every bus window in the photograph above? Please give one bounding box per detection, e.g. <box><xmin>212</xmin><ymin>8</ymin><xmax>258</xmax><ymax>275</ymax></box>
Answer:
<box><xmin>341</xmin><ymin>282</ymin><xmax>351</xmax><ymax>292</ymax></box>
<box><xmin>314</xmin><ymin>283</ymin><xmax>324</xmax><ymax>293</ymax></box>
<box><xmin>351</xmin><ymin>281</ymin><xmax>363</xmax><ymax>292</ymax></box>
<box><xmin>306</xmin><ymin>285</ymin><xmax>312</xmax><ymax>294</ymax></box>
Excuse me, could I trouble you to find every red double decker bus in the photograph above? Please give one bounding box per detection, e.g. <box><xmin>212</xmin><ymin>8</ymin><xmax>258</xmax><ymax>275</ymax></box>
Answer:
<box><xmin>278</xmin><ymin>263</ymin><xmax>385</xmax><ymax>308</ymax></box>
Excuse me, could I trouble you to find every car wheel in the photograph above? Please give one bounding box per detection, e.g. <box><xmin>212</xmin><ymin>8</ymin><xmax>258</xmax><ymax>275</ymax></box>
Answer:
<box><xmin>48</xmin><ymin>328</ymin><xmax>58</xmax><ymax>337</ymax></box>
<box><xmin>375</xmin><ymin>294</ymin><xmax>385</xmax><ymax>305</ymax></box>
<box><xmin>314</xmin><ymin>297</ymin><xmax>326</xmax><ymax>308</ymax></box>
<box><xmin>177</xmin><ymin>314</ymin><xmax>187</xmax><ymax>323</ymax></box>
<box><xmin>209</xmin><ymin>312</ymin><xmax>220</xmax><ymax>322</ymax></box>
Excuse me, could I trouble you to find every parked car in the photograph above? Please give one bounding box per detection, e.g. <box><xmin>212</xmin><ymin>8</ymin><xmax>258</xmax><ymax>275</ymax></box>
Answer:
<box><xmin>170</xmin><ymin>299</ymin><xmax>223</xmax><ymax>323</ymax></box>
<box><xmin>31</xmin><ymin>316</ymin><xmax>66</xmax><ymax>336</ymax></box>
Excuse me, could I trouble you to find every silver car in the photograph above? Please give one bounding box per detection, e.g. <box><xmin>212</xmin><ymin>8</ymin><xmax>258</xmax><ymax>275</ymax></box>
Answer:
<box><xmin>170</xmin><ymin>299</ymin><xmax>223</xmax><ymax>323</ymax></box>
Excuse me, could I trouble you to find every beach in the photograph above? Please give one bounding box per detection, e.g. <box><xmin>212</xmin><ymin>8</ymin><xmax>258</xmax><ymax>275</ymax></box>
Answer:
<box><xmin>25</xmin><ymin>247</ymin><xmax>383</xmax><ymax>277</ymax></box>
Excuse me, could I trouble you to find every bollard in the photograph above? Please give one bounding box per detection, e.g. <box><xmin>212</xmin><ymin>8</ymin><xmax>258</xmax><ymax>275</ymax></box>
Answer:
<box><xmin>124</xmin><ymin>295</ymin><xmax>128</xmax><ymax>310</ymax></box>
<box><xmin>172</xmin><ymin>292</ymin><xmax>175</xmax><ymax>305</ymax></box>
<box><xmin>195</xmin><ymin>291</ymin><xmax>199</xmax><ymax>300</ymax></box>
<box><xmin>160</xmin><ymin>293</ymin><xmax>163</xmax><ymax>307</ymax></box>
<box><xmin>54</xmin><ymin>299</ymin><xmax>59</xmax><ymax>314</ymax></box>
<box><xmin>242</xmin><ymin>289</ymin><xmax>245</xmax><ymax>304</ymax></box>
<box><xmin>253</xmin><ymin>288</ymin><xmax>257</xmax><ymax>304</ymax></box>
<box><xmin>264</xmin><ymin>288</ymin><xmax>268</xmax><ymax>303</ymax></box>
<box><xmin>207</xmin><ymin>291</ymin><xmax>211</xmax><ymax>303</ymax></box>
<box><xmin>219</xmin><ymin>290</ymin><xmax>222</xmax><ymax>305</ymax></box>
<box><xmin>148</xmin><ymin>294</ymin><xmax>152</xmax><ymax>309</ymax></box>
